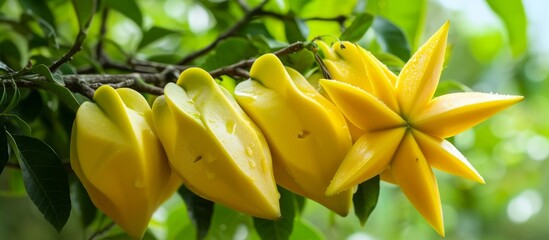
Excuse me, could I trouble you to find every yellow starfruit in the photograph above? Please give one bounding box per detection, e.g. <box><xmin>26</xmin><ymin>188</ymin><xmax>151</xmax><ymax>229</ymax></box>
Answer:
<box><xmin>151</xmin><ymin>68</ymin><xmax>280</xmax><ymax>219</ymax></box>
<box><xmin>320</xmin><ymin>22</ymin><xmax>524</xmax><ymax>236</ymax></box>
<box><xmin>70</xmin><ymin>85</ymin><xmax>181</xmax><ymax>239</ymax></box>
<box><xmin>234</xmin><ymin>54</ymin><xmax>354</xmax><ymax>216</ymax></box>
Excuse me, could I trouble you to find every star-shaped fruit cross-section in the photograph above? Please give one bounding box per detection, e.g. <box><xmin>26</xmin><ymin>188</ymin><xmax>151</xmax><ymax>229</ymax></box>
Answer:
<box><xmin>320</xmin><ymin>22</ymin><xmax>523</xmax><ymax>236</ymax></box>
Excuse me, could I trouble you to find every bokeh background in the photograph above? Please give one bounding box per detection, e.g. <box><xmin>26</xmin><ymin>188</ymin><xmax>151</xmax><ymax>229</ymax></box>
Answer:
<box><xmin>0</xmin><ymin>0</ymin><xmax>547</xmax><ymax>239</ymax></box>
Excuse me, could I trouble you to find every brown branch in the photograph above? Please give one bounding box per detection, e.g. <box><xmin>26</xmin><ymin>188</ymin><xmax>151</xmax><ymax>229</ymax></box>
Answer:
<box><xmin>96</xmin><ymin>9</ymin><xmax>109</xmax><ymax>61</ymax></box>
<box><xmin>49</xmin><ymin>31</ymin><xmax>88</xmax><ymax>72</ymax></box>
<box><xmin>306</xmin><ymin>15</ymin><xmax>347</xmax><ymax>31</ymax></box>
<box><xmin>209</xmin><ymin>41</ymin><xmax>307</xmax><ymax>78</ymax></box>
<box><xmin>129</xmin><ymin>59</ymin><xmax>188</xmax><ymax>72</ymax></box>
<box><xmin>2</xmin><ymin>72</ymin><xmax>175</xmax><ymax>99</ymax></box>
<box><xmin>256</xmin><ymin>10</ymin><xmax>348</xmax><ymax>28</ymax></box>
<box><xmin>177</xmin><ymin>0</ymin><xmax>269</xmax><ymax>65</ymax></box>
<box><xmin>50</xmin><ymin>4</ymin><xmax>98</xmax><ymax>72</ymax></box>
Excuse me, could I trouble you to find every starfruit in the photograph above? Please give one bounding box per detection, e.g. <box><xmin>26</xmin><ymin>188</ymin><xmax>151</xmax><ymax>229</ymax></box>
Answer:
<box><xmin>319</xmin><ymin>22</ymin><xmax>523</xmax><ymax>236</ymax></box>
<box><xmin>70</xmin><ymin>85</ymin><xmax>181</xmax><ymax>239</ymax></box>
<box><xmin>151</xmin><ymin>68</ymin><xmax>280</xmax><ymax>219</ymax></box>
<box><xmin>234</xmin><ymin>54</ymin><xmax>353</xmax><ymax>216</ymax></box>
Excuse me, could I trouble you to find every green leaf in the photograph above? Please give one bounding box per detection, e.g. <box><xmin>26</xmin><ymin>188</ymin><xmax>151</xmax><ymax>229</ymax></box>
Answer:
<box><xmin>32</xmin><ymin>64</ymin><xmax>64</xmax><ymax>86</ymax></box>
<box><xmin>6</xmin><ymin>134</ymin><xmax>71</xmax><ymax>232</ymax></box>
<box><xmin>0</xmin><ymin>79</ymin><xmax>20</xmax><ymax>113</ymax></box>
<box><xmin>353</xmin><ymin>175</ymin><xmax>380</xmax><ymax>226</ymax></box>
<box><xmin>34</xmin><ymin>76</ymin><xmax>81</xmax><ymax>112</ymax></box>
<box><xmin>254</xmin><ymin>187</ymin><xmax>295</xmax><ymax>240</ymax></box>
<box><xmin>0</xmin><ymin>81</ymin><xmax>7</xmax><ymax>109</ymax></box>
<box><xmin>294</xmin><ymin>194</ymin><xmax>306</xmax><ymax>215</ymax></box>
<box><xmin>178</xmin><ymin>185</ymin><xmax>214</xmax><ymax>240</ymax></box>
<box><xmin>289</xmin><ymin>219</ymin><xmax>324</xmax><ymax>240</ymax></box>
<box><xmin>372</xmin><ymin>17</ymin><xmax>411</xmax><ymax>61</ymax></box>
<box><xmin>284</xmin><ymin>15</ymin><xmax>308</xmax><ymax>43</ymax></box>
<box><xmin>166</xmin><ymin>204</ymin><xmax>193</xmax><ymax>240</ymax></box>
<box><xmin>72</xmin><ymin>179</ymin><xmax>97</xmax><ymax>227</ymax></box>
<box><xmin>366</xmin><ymin>0</ymin><xmax>426</xmax><ymax>50</ymax></box>
<box><xmin>295</xmin><ymin>0</ymin><xmax>356</xmax><ymax>38</ymax></box>
<box><xmin>71</xmin><ymin>0</ymin><xmax>97</xmax><ymax>29</ymax></box>
<box><xmin>103</xmin><ymin>230</ymin><xmax>157</xmax><ymax>240</ymax></box>
<box><xmin>0</xmin><ymin>114</ymin><xmax>32</xmax><ymax>136</ymax></box>
<box><xmin>486</xmin><ymin>0</ymin><xmax>527</xmax><ymax>57</ymax></box>
<box><xmin>0</xmin><ymin>60</ymin><xmax>14</xmax><ymax>73</ymax></box>
<box><xmin>202</xmin><ymin>38</ymin><xmax>258</xmax><ymax>71</ymax></box>
<box><xmin>219</xmin><ymin>76</ymin><xmax>237</xmax><ymax>96</ymax></box>
<box><xmin>105</xmin><ymin>0</ymin><xmax>143</xmax><ymax>27</ymax></box>
<box><xmin>0</xmin><ymin>127</ymin><xmax>8</xmax><ymax>174</ymax></box>
<box><xmin>340</xmin><ymin>13</ymin><xmax>374</xmax><ymax>42</ymax></box>
<box><xmin>138</xmin><ymin>26</ymin><xmax>179</xmax><ymax>50</ymax></box>
<box><xmin>22</xmin><ymin>11</ymin><xmax>59</xmax><ymax>49</ymax></box>
<box><xmin>18</xmin><ymin>0</ymin><xmax>56</xmax><ymax>29</ymax></box>
<box><xmin>0</xmin><ymin>36</ymin><xmax>29</xmax><ymax>70</ymax></box>
<box><xmin>280</xmin><ymin>48</ymin><xmax>315</xmax><ymax>73</ymax></box>
<box><xmin>375</xmin><ymin>52</ymin><xmax>406</xmax><ymax>74</ymax></box>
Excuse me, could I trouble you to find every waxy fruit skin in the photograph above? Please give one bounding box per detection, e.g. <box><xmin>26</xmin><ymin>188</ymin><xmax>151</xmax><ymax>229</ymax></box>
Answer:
<box><xmin>234</xmin><ymin>54</ymin><xmax>354</xmax><ymax>216</ymax></box>
<box><xmin>152</xmin><ymin>68</ymin><xmax>280</xmax><ymax>219</ymax></box>
<box><xmin>70</xmin><ymin>85</ymin><xmax>181</xmax><ymax>239</ymax></box>
<box><xmin>319</xmin><ymin>22</ymin><xmax>524</xmax><ymax>236</ymax></box>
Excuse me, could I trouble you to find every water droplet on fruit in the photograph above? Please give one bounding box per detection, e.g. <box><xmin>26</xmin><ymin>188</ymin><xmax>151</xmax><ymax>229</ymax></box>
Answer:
<box><xmin>226</xmin><ymin>121</ymin><xmax>236</xmax><ymax>134</ymax></box>
<box><xmin>246</xmin><ymin>146</ymin><xmax>254</xmax><ymax>156</ymax></box>
<box><xmin>248</xmin><ymin>159</ymin><xmax>256</xmax><ymax>169</ymax></box>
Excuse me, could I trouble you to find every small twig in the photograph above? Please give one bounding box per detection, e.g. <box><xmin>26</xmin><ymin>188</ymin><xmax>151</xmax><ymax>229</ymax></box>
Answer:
<box><xmin>50</xmin><ymin>4</ymin><xmax>97</xmax><ymax>72</ymax></box>
<box><xmin>130</xmin><ymin>59</ymin><xmax>188</xmax><ymax>72</ymax></box>
<box><xmin>49</xmin><ymin>31</ymin><xmax>88</xmax><ymax>72</ymax></box>
<box><xmin>89</xmin><ymin>222</ymin><xmax>116</xmax><ymax>240</ymax></box>
<box><xmin>177</xmin><ymin>0</ymin><xmax>269</xmax><ymax>65</ymax></box>
<box><xmin>305</xmin><ymin>15</ymin><xmax>348</xmax><ymax>31</ymax></box>
<box><xmin>96</xmin><ymin>9</ymin><xmax>109</xmax><ymax>61</ymax></box>
<box><xmin>209</xmin><ymin>41</ymin><xmax>307</xmax><ymax>78</ymax></box>
<box><xmin>305</xmin><ymin>15</ymin><xmax>347</xmax><ymax>23</ymax></box>
<box><xmin>256</xmin><ymin>10</ymin><xmax>348</xmax><ymax>29</ymax></box>
<box><xmin>2</xmin><ymin>72</ymin><xmax>175</xmax><ymax>99</ymax></box>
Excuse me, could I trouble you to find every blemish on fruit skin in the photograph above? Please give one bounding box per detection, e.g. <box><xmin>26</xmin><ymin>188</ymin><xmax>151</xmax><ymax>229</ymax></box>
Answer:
<box><xmin>298</xmin><ymin>130</ymin><xmax>310</xmax><ymax>139</ymax></box>
<box><xmin>194</xmin><ymin>155</ymin><xmax>203</xmax><ymax>163</ymax></box>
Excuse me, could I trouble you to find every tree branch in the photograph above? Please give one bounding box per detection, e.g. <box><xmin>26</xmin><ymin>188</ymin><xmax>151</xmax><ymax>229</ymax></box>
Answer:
<box><xmin>177</xmin><ymin>0</ymin><xmax>269</xmax><ymax>65</ymax></box>
<box><xmin>95</xmin><ymin>9</ymin><xmax>109</xmax><ymax>62</ymax></box>
<box><xmin>49</xmin><ymin>31</ymin><xmax>88</xmax><ymax>72</ymax></box>
<box><xmin>2</xmin><ymin>72</ymin><xmax>175</xmax><ymax>99</ymax></box>
<box><xmin>209</xmin><ymin>41</ymin><xmax>308</xmax><ymax>78</ymax></box>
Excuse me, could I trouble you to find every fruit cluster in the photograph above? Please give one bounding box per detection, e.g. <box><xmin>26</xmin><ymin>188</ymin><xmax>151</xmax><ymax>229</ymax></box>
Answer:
<box><xmin>70</xmin><ymin>23</ymin><xmax>522</xmax><ymax>238</ymax></box>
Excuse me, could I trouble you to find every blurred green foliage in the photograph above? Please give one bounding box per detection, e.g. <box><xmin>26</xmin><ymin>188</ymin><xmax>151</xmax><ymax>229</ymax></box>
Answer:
<box><xmin>1</xmin><ymin>0</ymin><xmax>547</xmax><ymax>239</ymax></box>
